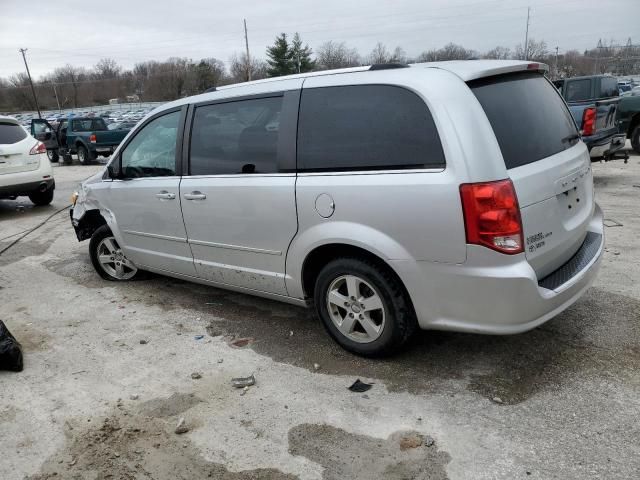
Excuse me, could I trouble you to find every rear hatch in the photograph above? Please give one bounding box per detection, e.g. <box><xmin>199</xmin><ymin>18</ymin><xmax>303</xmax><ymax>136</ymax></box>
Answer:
<box><xmin>0</xmin><ymin>121</ymin><xmax>40</xmax><ymax>175</ymax></box>
<box><xmin>470</xmin><ymin>72</ymin><xmax>594</xmax><ymax>279</ymax></box>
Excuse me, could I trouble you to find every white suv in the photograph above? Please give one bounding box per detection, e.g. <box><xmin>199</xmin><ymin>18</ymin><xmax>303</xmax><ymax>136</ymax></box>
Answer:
<box><xmin>0</xmin><ymin>116</ymin><xmax>55</xmax><ymax>205</ymax></box>
<box><xmin>71</xmin><ymin>61</ymin><xmax>604</xmax><ymax>356</ymax></box>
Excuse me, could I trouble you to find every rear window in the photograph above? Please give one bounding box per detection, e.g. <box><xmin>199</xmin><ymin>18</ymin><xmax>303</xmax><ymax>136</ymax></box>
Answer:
<box><xmin>0</xmin><ymin>122</ymin><xmax>28</xmax><ymax>144</ymax></box>
<box><xmin>470</xmin><ymin>72</ymin><xmax>579</xmax><ymax>170</ymax></box>
<box><xmin>71</xmin><ymin>118</ymin><xmax>108</xmax><ymax>132</ymax></box>
<box><xmin>599</xmin><ymin>77</ymin><xmax>618</xmax><ymax>98</ymax></box>
<box><xmin>565</xmin><ymin>79</ymin><xmax>592</xmax><ymax>102</ymax></box>
<box><xmin>297</xmin><ymin>85</ymin><xmax>445</xmax><ymax>171</ymax></box>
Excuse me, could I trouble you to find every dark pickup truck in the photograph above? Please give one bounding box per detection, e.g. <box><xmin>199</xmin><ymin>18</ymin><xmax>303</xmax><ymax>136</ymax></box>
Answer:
<box><xmin>553</xmin><ymin>75</ymin><xmax>627</xmax><ymax>161</ymax></box>
<box><xmin>617</xmin><ymin>92</ymin><xmax>640</xmax><ymax>154</ymax></box>
<box><xmin>31</xmin><ymin>117</ymin><xmax>131</xmax><ymax>164</ymax></box>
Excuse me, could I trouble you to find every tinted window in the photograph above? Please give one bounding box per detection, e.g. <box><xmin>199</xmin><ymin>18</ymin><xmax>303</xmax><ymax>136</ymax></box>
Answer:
<box><xmin>599</xmin><ymin>77</ymin><xmax>618</xmax><ymax>98</ymax></box>
<box><xmin>471</xmin><ymin>72</ymin><xmax>579</xmax><ymax>170</ymax></box>
<box><xmin>0</xmin><ymin>122</ymin><xmax>27</xmax><ymax>144</ymax></box>
<box><xmin>297</xmin><ymin>85</ymin><xmax>445</xmax><ymax>171</ymax></box>
<box><xmin>121</xmin><ymin>111</ymin><xmax>180</xmax><ymax>178</ymax></box>
<box><xmin>190</xmin><ymin>96</ymin><xmax>282</xmax><ymax>175</ymax></box>
<box><xmin>71</xmin><ymin>118</ymin><xmax>108</xmax><ymax>131</ymax></box>
<box><xmin>565</xmin><ymin>79</ymin><xmax>592</xmax><ymax>102</ymax></box>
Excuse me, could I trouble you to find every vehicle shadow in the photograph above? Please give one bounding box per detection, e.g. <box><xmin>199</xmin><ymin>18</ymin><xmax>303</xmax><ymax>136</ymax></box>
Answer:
<box><xmin>46</xmin><ymin>251</ymin><xmax>640</xmax><ymax>405</ymax></box>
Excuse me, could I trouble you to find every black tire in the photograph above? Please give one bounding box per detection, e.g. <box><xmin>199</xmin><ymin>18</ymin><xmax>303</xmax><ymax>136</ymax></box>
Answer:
<box><xmin>314</xmin><ymin>257</ymin><xmax>417</xmax><ymax>357</ymax></box>
<box><xmin>631</xmin><ymin>125</ymin><xmax>640</xmax><ymax>155</ymax></box>
<box><xmin>77</xmin><ymin>144</ymin><xmax>94</xmax><ymax>164</ymax></box>
<box><xmin>62</xmin><ymin>152</ymin><xmax>73</xmax><ymax>164</ymax></box>
<box><xmin>89</xmin><ymin>225</ymin><xmax>141</xmax><ymax>281</ymax></box>
<box><xmin>47</xmin><ymin>149</ymin><xmax>59</xmax><ymax>163</ymax></box>
<box><xmin>28</xmin><ymin>188</ymin><xmax>54</xmax><ymax>206</ymax></box>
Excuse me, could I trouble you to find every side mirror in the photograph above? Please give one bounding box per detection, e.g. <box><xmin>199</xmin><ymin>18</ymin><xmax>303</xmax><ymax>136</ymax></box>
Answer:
<box><xmin>106</xmin><ymin>163</ymin><xmax>119</xmax><ymax>180</ymax></box>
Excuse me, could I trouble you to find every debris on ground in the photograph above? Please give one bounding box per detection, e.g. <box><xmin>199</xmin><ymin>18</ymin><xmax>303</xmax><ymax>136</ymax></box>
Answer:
<box><xmin>313</xmin><ymin>363</ymin><xmax>321</xmax><ymax>371</ymax></box>
<box><xmin>174</xmin><ymin>417</ymin><xmax>189</xmax><ymax>434</ymax></box>
<box><xmin>217</xmin><ymin>358</ymin><xmax>224</xmax><ymax>364</ymax></box>
<box><xmin>240</xmin><ymin>386</ymin><xmax>249</xmax><ymax>396</ymax></box>
<box><xmin>194</xmin><ymin>335</ymin><xmax>205</xmax><ymax>340</ymax></box>
<box><xmin>424</xmin><ymin>435</ymin><xmax>435</xmax><ymax>447</ymax></box>
<box><xmin>492</xmin><ymin>396</ymin><xmax>504</xmax><ymax>404</ymax></box>
<box><xmin>139</xmin><ymin>339</ymin><xmax>148</xmax><ymax>345</ymax></box>
<box><xmin>190</xmin><ymin>372</ymin><xmax>202</xmax><ymax>380</ymax></box>
<box><xmin>289</xmin><ymin>330</ymin><xmax>294</xmax><ymax>337</ymax></box>
<box><xmin>0</xmin><ymin>320</ymin><xmax>23</xmax><ymax>372</ymax></box>
<box><xmin>231</xmin><ymin>374</ymin><xmax>256</xmax><ymax>388</ymax></box>
<box><xmin>228</xmin><ymin>337</ymin><xmax>254</xmax><ymax>348</ymax></box>
<box><xmin>129</xmin><ymin>394</ymin><xmax>139</xmax><ymax>400</ymax></box>
<box><xmin>603</xmin><ymin>218</ymin><xmax>624</xmax><ymax>227</ymax></box>
<box><xmin>348</xmin><ymin>379</ymin><xmax>373</xmax><ymax>393</ymax></box>
<box><xmin>399</xmin><ymin>432</ymin><xmax>424</xmax><ymax>450</ymax></box>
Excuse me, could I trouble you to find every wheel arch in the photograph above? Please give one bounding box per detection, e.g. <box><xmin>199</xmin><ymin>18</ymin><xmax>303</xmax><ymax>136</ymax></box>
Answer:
<box><xmin>627</xmin><ymin>112</ymin><xmax>640</xmax><ymax>138</ymax></box>
<box><xmin>75</xmin><ymin>209</ymin><xmax>108</xmax><ymax>241</ymax></box>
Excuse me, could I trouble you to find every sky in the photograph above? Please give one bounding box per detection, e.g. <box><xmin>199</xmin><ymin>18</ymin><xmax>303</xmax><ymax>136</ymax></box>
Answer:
<box><xmin>0</xmin><ymin>0</ymin><xmax>638</xmax><ymax>79</ymax></box>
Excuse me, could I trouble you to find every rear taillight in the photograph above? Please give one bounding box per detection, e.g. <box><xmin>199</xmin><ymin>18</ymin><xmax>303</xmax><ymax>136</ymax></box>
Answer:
<box><xmin>460</xmin><ymin>179</ymin><xmax>524</xmax><ymax>255</ymax></box>
<box><xmin>29</xmin><ymin>141</ymin><xmax>47</xmax><ymax>155</ymax></box>
<box><xmin>581</xmin><ymin>107</ymin><xmax>597</xmax><ymax>136</ymax></box>
<box><xmin>89</xmin><ymin>134</ymin><xmax>97</xmax><ymax>143</ymax></box>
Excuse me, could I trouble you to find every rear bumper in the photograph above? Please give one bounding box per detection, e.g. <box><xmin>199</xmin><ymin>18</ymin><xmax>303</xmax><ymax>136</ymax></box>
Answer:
<box><xmin>589</xmin><ymin>134</ymin><xmax>626</xmax><ymax>158</ymax></box>
<box><xmin>0</xmin><ymin>178</ymin><xmax>54</xmax><ymax>197</ymax></box>
<box><xmin>393</xmin><ymin>203</ymin><xmax>604</xmax><ymax>334</ymax></box>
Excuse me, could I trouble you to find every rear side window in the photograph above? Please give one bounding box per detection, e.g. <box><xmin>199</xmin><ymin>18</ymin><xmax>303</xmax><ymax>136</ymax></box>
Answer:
<box><xmin>297</xmin><ymin>85</ymin><xmax>445</xmax><ymax>171</ymax></box>
<box><xmin>190</xmin><ymin>96</ymin><xmax>283</xmax><ymax>175</ymax></box>
<box><xmin>0</xmin><ymin>122</ymin><xmax>28</xmax><ymax>144</ymax></box>
<box><xmin>470</xmin><ymin>73</ymin><xmax>579</xmax><ymax>170</ymax></box>
<box><xmin>599</xmin><ymin>77</ymin><xmax>618</xmax><ymax>98</ymax></box>
<box><xmin>565</xmin><ymin>79</ymin><xmax>592</xmax><ymax>102</ymax></box>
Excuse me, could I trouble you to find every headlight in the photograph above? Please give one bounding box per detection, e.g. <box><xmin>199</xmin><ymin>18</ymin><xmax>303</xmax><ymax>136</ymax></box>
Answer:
<box><xmin>71</xmin><ymin>191</ymin><xmax>79</xmax><ymax>206</ymax></box>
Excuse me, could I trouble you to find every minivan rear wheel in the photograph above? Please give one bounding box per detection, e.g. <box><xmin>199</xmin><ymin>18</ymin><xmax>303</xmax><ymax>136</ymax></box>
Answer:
<box><xmin>314</xmin><ymin>257</ymin><xmax>416</xmax><ymax>357</ymax></box>
<box><xmin>89</xmin><ymin>225</ymin><xmax>139</xmax><ymax>281</ymax></box>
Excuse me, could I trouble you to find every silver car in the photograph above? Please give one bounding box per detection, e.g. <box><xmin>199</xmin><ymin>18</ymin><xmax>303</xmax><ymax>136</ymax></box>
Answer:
<box><xmin>71</xmin><ymin>60</ymin><xmax>604</xmax><ymax>356</ymax></box>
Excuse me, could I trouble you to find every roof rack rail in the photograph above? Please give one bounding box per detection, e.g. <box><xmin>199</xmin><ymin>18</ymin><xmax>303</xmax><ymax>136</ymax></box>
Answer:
<box><xmin>369</xmin><ymin>63</ymin><xmax>409</xmax><ymax>71</ymax></box>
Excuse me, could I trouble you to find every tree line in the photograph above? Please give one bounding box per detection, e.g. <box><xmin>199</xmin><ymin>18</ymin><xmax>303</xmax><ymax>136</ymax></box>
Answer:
<box><xmin>1</xmin><ymin>34</ymin><xmax>638</xmax><ymax>112</ymax></box>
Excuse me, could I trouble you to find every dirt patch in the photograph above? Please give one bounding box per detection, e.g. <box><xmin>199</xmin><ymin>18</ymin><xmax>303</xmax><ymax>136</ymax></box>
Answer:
<box><xmin>288</xmin><ymin>424</ymin><xmax>450</xmax><ymax>480</ymax></box>
<box><xmin>8</xmin><ymin>324</ymin><xmax>51</xmax><ymax>353</ymax></box>
<box><xmin>138</xmin><ymin>393</ymin><xmax>202</xmax><ymax>418</ymax></box>
<box><xmin>27</xmin><ymin>413</ymin><xmax>297</xmax><ymax>480</ymax></box>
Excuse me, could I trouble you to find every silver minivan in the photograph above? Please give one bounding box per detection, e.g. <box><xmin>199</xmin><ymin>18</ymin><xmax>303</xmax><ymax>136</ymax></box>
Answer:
<box><xmin>71</xmin><ymin>60</ymin><xmax>604</xmax><ymax>356</ymax></box>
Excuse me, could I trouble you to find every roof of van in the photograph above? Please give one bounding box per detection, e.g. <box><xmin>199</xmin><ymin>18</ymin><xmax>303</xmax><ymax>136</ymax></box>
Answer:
<box><xmin>153</xmin><ymin>60</ymin><xmax>548</xmax><ymax>113</ymax></box>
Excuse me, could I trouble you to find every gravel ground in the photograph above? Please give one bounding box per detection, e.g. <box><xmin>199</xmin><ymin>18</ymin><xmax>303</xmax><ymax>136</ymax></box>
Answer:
<box><xmin>1</xmin><ymin>150</ymin><xmax>639</xmax><ymax>480</ymax></box>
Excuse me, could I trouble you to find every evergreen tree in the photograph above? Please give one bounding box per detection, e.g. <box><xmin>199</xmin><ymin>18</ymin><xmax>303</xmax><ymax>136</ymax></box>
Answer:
<box><xmin>266</xmin><ymin>33</ymin><xmax>294</xmax><ymax>77</ymax></box>
<box><xmin>290</xmin><ymin>32</ymin><xmax>316</xmax><ymax>73</ymax></box>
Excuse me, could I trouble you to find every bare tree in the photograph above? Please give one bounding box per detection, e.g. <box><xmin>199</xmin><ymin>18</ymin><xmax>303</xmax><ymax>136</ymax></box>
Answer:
<box><xmin>483</xmin><ymin>46</ymin><xmax>511</xmax><ymax>60</ymax></box>
<box><xmin>416</xmin><ymin>43</ymin><xmax>473</xmax><ymax>62</ymax></box>
<box><xmin>390</xmin><ymin>46</ymin><xmax>407</xmax><ymax>63</ymax></box>
<box><xmin>315</xmin><ymin>41</ymin><xmax>361</xmax><ymax>70</ymax></box>
<box><xmin>52</xmin><ymin>65</ymin><xmax>86</xmax><ymax>107</ymax></box>
<box><xmin>193</xmin><ymin>58</ymin><xmax>226</xmax><ymax>92</ymax></box>
<box><xmin>369</xmin><ymin>42</ymin><xmax>390</xmax><ymax>64</ymax></box>
<box><xmin>229</xmin><ymin>53</ymin><xmax>267</xmax><ymax>83</ymax></box>
<box><xmin>93</xmin><ymin>58</ymin><xmax>121</xmax><ymax>79</ymax></box>
<box><xmin>514</xmin><ymin>38</ymin><xmax>548</xmax><ymax>61</ymax></box>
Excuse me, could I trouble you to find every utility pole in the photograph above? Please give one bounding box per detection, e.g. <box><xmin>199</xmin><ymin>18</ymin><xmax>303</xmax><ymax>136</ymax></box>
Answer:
<box><xmin>594</xmin><ymin>39</ymin><xmax>602</xmax><ymax>74</ymax></box>
<box><xmin>243</xmin><ymin>19</ymin><xmax>252</xmax><ymax>82</ymax></box>
<box><xmin>524</xmin><ymin>7</ymin><xmax>530</xmax><ymax>60</ymax></box>
<box><xmin>19</xmin><ymin>48</ymin><xmax>42</xmax><ymax>118</ymax></box>
<box><xmin>554</xmin><ymin>46</ymin><xmax>559</xmax><ymax>78</ymax></box>
<box><xmin>52</xmin><ymin>84</ymin><xmax>61</xmax><ymax>111</ymax></box>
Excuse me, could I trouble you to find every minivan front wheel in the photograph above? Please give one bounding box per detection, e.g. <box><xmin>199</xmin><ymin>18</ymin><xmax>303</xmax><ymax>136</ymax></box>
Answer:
<box><xmin>314</xmin><ymin>258</ymin><xmax>416</xmax><ymax>356</ymax></box>
<box><xmin>89</xmin><ymin>225</ymin><xmax>139</xmax><ymax>281</ymax></box>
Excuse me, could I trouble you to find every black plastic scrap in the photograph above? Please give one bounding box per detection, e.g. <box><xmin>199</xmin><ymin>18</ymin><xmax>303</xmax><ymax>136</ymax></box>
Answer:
<box><xmin>348</xmin><ymin>379</ymin><xmax>373</xmax><ymax>393</ymax></box>
<box><xmin>231</xmin><ymin>374</ymin><xmax>256</xmax><ymax>388</ymax></box>
<box><xmin>0</xmin><ymin>320</ymin><xmax>23</xmax><ymax>372</ymax></box>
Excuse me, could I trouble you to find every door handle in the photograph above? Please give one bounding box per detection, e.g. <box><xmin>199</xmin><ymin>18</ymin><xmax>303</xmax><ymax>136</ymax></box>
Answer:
<box><xmin>184</xmin><ymin>191</ymin><xmax>207</xmax><ymax>200</ymax></box>
<box><xmin>155</xmin><ymin>191</ymin><xmax>176</xmax><ymax>200</ymax></box>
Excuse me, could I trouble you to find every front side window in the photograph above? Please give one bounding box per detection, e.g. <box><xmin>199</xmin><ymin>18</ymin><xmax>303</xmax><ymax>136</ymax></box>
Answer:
<box><xmin>121</xmin><ymin>111</ymin><xmax>180</xmax><ymax>178</ymax></box>
<box><xmin>297</xmin><ymin>85</ymin><xmax>445</xmax><ymax>171</ymax></box>
<box><xmin>190</xmin><ymin>96</ymin><xmax>283</xmax><ymax>175</ymax></box>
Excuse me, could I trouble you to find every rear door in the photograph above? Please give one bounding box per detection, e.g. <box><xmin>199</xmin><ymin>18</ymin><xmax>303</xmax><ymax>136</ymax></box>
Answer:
<box><xmin>470</xmin><ymin>72</ymin><xmax>595</xmax><ymax>279</ymax></box>
<box><xmin>179</xmin><ymin>90</ymin><xmax>300</xmax><ymax>295</ymax></box>
<box><xmin>0</xmin><ymin>120</ymin><xmax>40</xmax><ymax>175</ymax></box>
